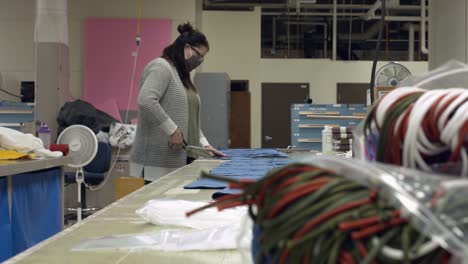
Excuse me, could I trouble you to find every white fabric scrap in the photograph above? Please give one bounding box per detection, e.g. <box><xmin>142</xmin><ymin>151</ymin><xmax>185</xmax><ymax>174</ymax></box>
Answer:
<box><xmin>0</xmin><ymin>126</ymin><xmax>62</xmax><ymax>158</ymax></box>
<box><xmin>136</xmin><ymin>199</ymin><xmax>247</xmax><ymax>230</ymax></box>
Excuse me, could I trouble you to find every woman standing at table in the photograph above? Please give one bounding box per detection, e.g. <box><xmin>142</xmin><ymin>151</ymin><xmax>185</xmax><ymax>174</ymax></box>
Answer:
<box><xmin>130</xmin><ymin>23</ymin><xmax>225</xmax><ymax>183</ymax></box>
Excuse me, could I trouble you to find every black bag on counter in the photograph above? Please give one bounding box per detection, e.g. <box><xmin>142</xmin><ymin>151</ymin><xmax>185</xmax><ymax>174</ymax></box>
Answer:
<box><xmin>57</xmin><ymin>99</ymin><xmax>119</xmax><ymax>135</ymax></box>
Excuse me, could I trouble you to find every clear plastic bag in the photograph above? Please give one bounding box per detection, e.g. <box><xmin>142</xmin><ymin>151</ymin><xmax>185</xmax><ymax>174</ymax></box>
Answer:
<box><xmin>72</xmin><ymin>225</ymin><xmax>248</xmax><ymax>252</ymax></box>
<box><xmin>352</xmin><ymin>121</ymin><xmax>367</xmax><ymax>160</ymax></box>
<box><xmin>72</xmin><ymin>200</ymin><xmax>250</xmax><ymax>252</ymax></box>
<box><xmin>353</xmin><ymin>60</ymin><xmax>468</xmax><ymax>175</ymax></box>
<box><xmin>136</xmin><ymin>199</ymin><xmax>247</xmax><ymax>229</ymax></box>
<box><xmin>399</xmin><ymin>60</ymin><xmax>468</xmax><ymax>90</ymax></box>
<box><xmin>299</xmin><ymin>155</ymin><xmax>468</xmax><ymax>259</ymax></box>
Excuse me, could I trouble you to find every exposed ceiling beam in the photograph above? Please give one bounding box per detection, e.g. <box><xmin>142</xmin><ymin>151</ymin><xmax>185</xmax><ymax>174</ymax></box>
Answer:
<box><xmin>204</xmin><ymin>1</ymin><xmax>426</xmax><ymax>11</ymax></box>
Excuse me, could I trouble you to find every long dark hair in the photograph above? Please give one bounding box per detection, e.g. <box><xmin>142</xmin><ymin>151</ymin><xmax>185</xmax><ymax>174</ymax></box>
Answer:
<box><xmin>162</xmin><ymin>23</ymin><xmax>209</xmax><ymax>90</ymax></box>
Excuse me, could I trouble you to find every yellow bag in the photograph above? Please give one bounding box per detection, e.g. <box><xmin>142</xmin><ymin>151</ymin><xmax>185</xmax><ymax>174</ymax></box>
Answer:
<box><xmin>0</xmin><ymin>150</ymin><xmax>34</xmax><ymax>160</ymax></box>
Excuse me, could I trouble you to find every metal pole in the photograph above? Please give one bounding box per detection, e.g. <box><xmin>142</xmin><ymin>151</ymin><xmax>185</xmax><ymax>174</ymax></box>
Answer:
<box><xmin>324</xmin><ymin>23</ymin><xmax>328</xmax><ymax>58</ymax></box>
<box><xmin>386</xmin><ymin>23</ymin><xmax>389</xmax><ymax>60</ymax></box>
<box><xmin>297</xmin><ymin>13</ymin><xmax>300</xmax><ymax>56</ymax></box>
<box><xmin>332</xmin><ymin>0</ymin><xmax>337</xmax><ymax>60</ymax></box>
<box><xmin>272</xmin><ymin>17</ymin><xmax>277</xmax><ymax>54</ymax></box>
<box><xmin>409</xmin><ymin>23</ymin><xmax>415</xmax><ymax>61</ymax></box>
<box><xmin>287</xmin><ymin>0</ymin><xmax>290</xmax><ymax>57</ymax></box>
<box><xmin>348</xmin><ymin>0</ymin><xmax>353</xmax><ymax>60</ymax></box>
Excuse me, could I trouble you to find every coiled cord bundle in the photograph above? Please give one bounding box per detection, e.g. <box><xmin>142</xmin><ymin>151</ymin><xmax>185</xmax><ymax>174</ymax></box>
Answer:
<box><xmin>187</xmin><ymin>163</ymin><xmax>450</xmax><ymax>264</ymax></box>
<box><xmin>363</xmin><ymin>87</ymin><xmax>468</xmax><ymax>175</ymax></box>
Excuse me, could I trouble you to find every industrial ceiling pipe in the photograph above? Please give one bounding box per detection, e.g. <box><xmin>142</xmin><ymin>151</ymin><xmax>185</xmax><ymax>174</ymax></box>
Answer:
<box><xmin>263</xmin><ymin>12</ymin><xmax>423</xmax><ymax>22</ymax></box>
<box><xmin>337</xmin><ymin>21</ymin><xmax>381</xmax><ymax>41</ymax></box>
<box><xmin>332</xmin><ymin>0</ymin><xmax>337</xmax><ymax>60</ymax></box>
<box><xmin>262</xmin><ymin>12</ymin><xmax>365</xmax><ymax>16</ymax></box>
<box><xmin>364</xmin><ymin>0</ymin><xmax>381</xmax><ymax>20</ymax></box>
<box><xmin>420</xmin><ymin>0</ymin><xmax>428</xmax><ymax>54</ymax></box>
<box><xmin>204</xmin><ymin>1</ymin><xmax>426</xmax><ymax>11</ymax></box>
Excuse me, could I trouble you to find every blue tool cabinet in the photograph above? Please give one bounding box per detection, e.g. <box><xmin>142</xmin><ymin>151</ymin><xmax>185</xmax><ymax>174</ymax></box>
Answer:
<box><xmin>291</xmin><ymin>104</ymin><xmax>368</xmax><ymax>151</ymax></box>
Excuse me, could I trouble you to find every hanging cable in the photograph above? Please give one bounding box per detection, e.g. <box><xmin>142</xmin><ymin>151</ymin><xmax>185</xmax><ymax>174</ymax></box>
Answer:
<box><xmin>369</xmin><ymin>0</ymin><xmax>386</xmax><ymax>105</ymax></box>
<box><xmin>0</xmin><ymin>71</ymin><xmax>22</xmax><ymax>99</ymax></box>
<box><xmin>0</xmin><ymin>88</ymin><xmax>22</xmax><ymax>99</ymax></box>
<box><xmin>135</xmin><ymin>0</ymin><xmax>142</xmax><ymax>47</ymax></box>
<box><xmin>125</xmin><ymin>0</ymin><xmax>141</xmax><ymax>124</ymax></box>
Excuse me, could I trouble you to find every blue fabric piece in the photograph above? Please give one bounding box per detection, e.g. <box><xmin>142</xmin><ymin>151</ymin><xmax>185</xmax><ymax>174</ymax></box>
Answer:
<box><xmin>0</xmin><ymin>177</ymin><xmax>12</xmax><ymax>262</ymax></box>
<box><xmin>251</xmin><ymin>224</ymin><xmax>276</xmax><ymax>263</ymax></box>
<box><xmin>218</xmin><ymin>148</ymin><xmax>288</xmax><ymax>159</ymax></box>
<box><xmin>210</xmin><ymin>158</ymin><xmax>289</xmax><ymax>178</ymax></box>
<box><xmin>11</xmin><ymin>168</ymin><xmax>62</xmax><ymax>255</ymax></box>
<box><xmin>184</xmin><ymin>158</ymin><xmax>289</xmax><ymax>189</ymax></box>
<box><xmin>184</xmin><ymin>149</ymin><xmax>289</xmax><ymax>189</ymax></box>
<box><xmin>252</xmin><ymin>224</ymin><xmax>261</xmax><ymax>263</ymax></box>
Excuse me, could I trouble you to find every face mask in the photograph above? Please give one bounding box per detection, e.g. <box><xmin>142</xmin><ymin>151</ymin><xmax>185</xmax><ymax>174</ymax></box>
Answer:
<box><xmin>186</xmin><ymin>48</ymin><xmax>203</xmax><ymax>72</ymax></box>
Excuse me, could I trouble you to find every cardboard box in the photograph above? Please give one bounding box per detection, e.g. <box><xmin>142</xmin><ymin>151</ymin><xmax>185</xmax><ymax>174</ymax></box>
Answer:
<box><xmin>115</xmin><ymin>176</ymin><xmax>144</xmax><ymax>200</ymax></box>
<box><xmin>112</xmin><ymin>147</ymin><xmax>144</xmax><ymax>199</ymax></box>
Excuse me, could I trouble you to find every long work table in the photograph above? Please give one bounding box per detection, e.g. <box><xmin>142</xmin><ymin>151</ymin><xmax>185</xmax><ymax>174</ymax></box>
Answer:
<box><xmin>0</xmin><ymin>156</ymin><xmax>73</xmax><ymax>177</ymax></box>
<box><xmin>5</xmin><ymin>159</ymin><xmax>244</xmax><ymax>264</ymax></box>
<box><xmin>0</xmin><ymin>156</ymin><xmax>73</xmax><ymax>262</ymax></box>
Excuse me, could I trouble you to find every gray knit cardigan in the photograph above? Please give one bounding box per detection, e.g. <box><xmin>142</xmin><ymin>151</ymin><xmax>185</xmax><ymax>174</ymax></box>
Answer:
<box><xmin>131</xmin><ymin>58</ymin><xmax>208</xmax><ymax>168</ymax></box>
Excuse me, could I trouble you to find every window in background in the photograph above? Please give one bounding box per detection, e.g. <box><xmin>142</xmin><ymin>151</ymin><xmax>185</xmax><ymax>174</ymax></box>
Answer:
<box><xmin>260</xmin><ymin>0</ymin><xmax>428</xmax><ymax>61</ymax></box>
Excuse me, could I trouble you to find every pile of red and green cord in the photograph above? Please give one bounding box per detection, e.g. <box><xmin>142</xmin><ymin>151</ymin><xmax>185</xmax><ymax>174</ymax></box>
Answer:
<box><xmin>187</xmin><ymin>163</ymin><xmax>451</xmax><ymax>264</ymax></box>
<box><xmin>363</xmin><ymin>87</ymin><xmax>468</xmax><ymax>175</ymax></box>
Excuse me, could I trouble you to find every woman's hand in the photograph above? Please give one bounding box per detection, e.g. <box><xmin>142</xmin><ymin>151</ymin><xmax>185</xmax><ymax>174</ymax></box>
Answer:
<box><xmin>204</xmin><ymin>145</ymin><xmax>227</xmax><ymax>157</ymax></box>
<box><xmin>168</xmin><ymin>129</ymin><xmax>184</xmax><ymax>151</ymax></box>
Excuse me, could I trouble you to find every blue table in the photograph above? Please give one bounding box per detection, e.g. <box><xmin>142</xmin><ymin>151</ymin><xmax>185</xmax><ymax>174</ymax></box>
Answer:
<box><xmin>0</xmin><ymin>157</ymin><xmax>72</xmax><ymax>262</ymax></box>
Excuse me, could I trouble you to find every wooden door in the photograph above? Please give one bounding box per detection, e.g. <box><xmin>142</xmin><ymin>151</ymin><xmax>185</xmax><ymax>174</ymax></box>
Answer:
<box><xmin>261</xmin><ymin>83</ymin><xmax>309</xmax><ymax>148</ymax></box>
<box><xmin>229</xmin><ymin>91</ymin><xmax>251</xmax><ymax>148</ymax></box>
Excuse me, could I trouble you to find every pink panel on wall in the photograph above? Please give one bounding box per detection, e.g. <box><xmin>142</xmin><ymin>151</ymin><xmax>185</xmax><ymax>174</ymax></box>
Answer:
<box><xmin>84</xmin><ymin>18</ymin><xmax>172</xmax><ymax>121</ymax></box>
